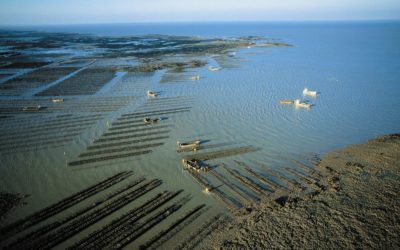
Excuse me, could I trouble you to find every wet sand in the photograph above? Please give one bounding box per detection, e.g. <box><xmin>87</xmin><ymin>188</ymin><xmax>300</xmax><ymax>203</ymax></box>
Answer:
<box><xmin>199</xmin><ymin>134</ymin><xmax>400</xmax><ymax>249</ymax></box>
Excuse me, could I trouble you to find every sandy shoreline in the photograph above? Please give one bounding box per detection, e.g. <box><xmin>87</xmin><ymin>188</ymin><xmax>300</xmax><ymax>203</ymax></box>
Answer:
<box><xmin>199</xmin><ymin>134</ymin><xmax>400</xmax><ymax>249</ymax></box>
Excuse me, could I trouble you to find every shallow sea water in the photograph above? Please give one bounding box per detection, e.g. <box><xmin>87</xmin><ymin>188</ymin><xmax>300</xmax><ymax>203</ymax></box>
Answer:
<box><xmin>0</xmin><ymin>22</ymin><xmax>399</xmax><ymax>248</ymax></box>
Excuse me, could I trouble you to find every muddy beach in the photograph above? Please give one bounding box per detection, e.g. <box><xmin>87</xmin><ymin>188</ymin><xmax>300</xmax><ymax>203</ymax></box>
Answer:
<box><xmin>199</xmin><ymin>134</ymin><xmax>400</xmax><ymax>249</ymax></box>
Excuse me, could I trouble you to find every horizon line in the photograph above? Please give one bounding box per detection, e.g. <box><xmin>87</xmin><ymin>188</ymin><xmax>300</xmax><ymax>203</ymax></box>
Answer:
<box><xmin>1</xmin><ymin>18</ymin><xmax>399</xmax><ymax>27</ymax></box>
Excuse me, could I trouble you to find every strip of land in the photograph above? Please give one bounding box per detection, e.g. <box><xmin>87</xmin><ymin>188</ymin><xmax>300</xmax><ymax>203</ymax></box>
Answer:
<box><xmin>199</xmin><ymin>134</ymin><xmax>400</xmax><ymax>249</ymax></box>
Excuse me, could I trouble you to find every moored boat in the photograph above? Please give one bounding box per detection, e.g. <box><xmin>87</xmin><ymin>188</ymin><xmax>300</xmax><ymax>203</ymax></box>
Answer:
<box><xmin>182</xmin><ymin>158</ymin><xmax>209</xmax><ymax>172</ymax></box>
<box><xmin>208</xmin><ymin>66</ymin><xmax>220</xmax><ymax>71</ymax></box>
<box><xmin>303</xmin><ymin>88</ymin><xmax>317</xmax><ymax>96</ymax></box>
<box><xmin>51</xmin><ymin>98</ymin><xmax>64</xmax><ymax>103</ymax></box>
<box><xmin>189</xmin><ymin>75</ymin><xmax>200</xmax><ymax>80</ymax></box>
<box><xmin>294</xmin><ymin>99</ymin><xmax>311</xmax><ymax>109</ymax></box>
<box><xmin>280</xmin><ymin>100</ymin><xmax>294</xmax><ymax>105</ymax></box>
<box><xmin>177</xmin><ymin>140</ymin><xmax>200</xmax><ymax>151</ymax></box>
<box><xmin>22</xmin><ymin>105</ymin><xmax>43</xmax><ymax>112</ymax></box>
<box><xmin>147</xmin><ymin>90</ymin><xmax>157</xmax><ymax>97</ymax></box>
<box><xmin>143</xmin><ymin>117</ymin><xmax>160</xmax><ymax>124</ymax></box>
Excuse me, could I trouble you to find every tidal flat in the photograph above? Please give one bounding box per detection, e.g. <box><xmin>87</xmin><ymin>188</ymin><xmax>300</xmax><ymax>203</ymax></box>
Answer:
<box><xmin>0</xmin><ymin>30</ymin><xmax>293</xmax><ymax>249</ymax></box>
<box><xmin>0</xmin><ymin>23</ymin><xmax>399</xmax><ymax>249</ymax></box>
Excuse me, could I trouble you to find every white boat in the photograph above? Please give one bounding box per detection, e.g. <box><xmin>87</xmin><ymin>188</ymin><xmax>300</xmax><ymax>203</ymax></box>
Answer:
<box><xmin>294</xmin><ymin>99</ymin><xmax>311</xmax><ymax>109</ymax></box>
<box><xmin>177</xmin><ymin>140</ymin><xmax>200</xmax><ymax>151</ymax></box>
<box><xmin>22</xmin><ymin>105</ymin><xmax>42</xmax><ymax>112</ymax></box>
<box><xmin>147</xmin><ymin>90</ymin><xmax>157</xmax><ymax>97</ymax></box>
<box><xmin>189</xmin><ymin>75</ymin><xmax>200</xmax><ymax>80</ymax></box>
<box><xmin>303</xmin><ymin>88</ymin><xmax>317</xmax><ymax>97</ymax></box>
<box><xmin>208</xmin><ymin>66</ymin><xmax>220</xmax><ymax>71</ymax></box>
<box><xmin>51</xmin><ymin>98</ymin><xmax>64</xmax><ymax>103</ymax></box>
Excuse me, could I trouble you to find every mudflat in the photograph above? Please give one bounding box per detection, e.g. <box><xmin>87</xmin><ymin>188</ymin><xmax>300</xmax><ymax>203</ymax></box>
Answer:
<box><xmin>200</xmin><ymin>134</ymin><xmax>400</xmax><ymax>249</ymax></box>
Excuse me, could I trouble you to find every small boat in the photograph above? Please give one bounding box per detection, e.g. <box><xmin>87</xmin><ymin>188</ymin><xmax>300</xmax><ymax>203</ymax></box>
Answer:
<box><xmin>51</xmin><ymin>98</ymin><xmax>64</xmax><ymax>103</ymax></box>
<box><xmin>208</xmin><ymin>66</ymin><xmax>220</xmax><ymax>71</ymax></box>
<box><xmin>294</xmin><ymin>99</ymin><xmax>311</xmax><ymax>109</ymax></box>
<box><xmin>147</xmin><ymin>90</ymin><xmax>157</xmax><ymax>97</ymax></box>
<box><xmin>182</xmin><ymin>159</ymin><xmax>209</xmax><ymax>172</ymax></box>
<box><xmin>177</xmin><ymin>140</ymin><xmax>200</xmax><ymax>151</ymax></box>
<box><xmin>280</xmin><ymin>100</ymin><xmax>294</xmax><ymax>105</ymax></box>
<box><xmin>143</xmin><ymin>117</ymin><xmax>160</xmax><ymax>124</ymax></box>
<box><xmin>22</xmin><ymin>105</ymin><xmax>42</xmax><ymax>112</ymax></box>
<box><xmin>303</xmin><ymin>88</ymin><xmax>317</xmax><ymax>97</ymax></box>
<box><xmin>189</xmin><ymin>75</ymin><xmax>200</xmax><ymax>80</ymax></box>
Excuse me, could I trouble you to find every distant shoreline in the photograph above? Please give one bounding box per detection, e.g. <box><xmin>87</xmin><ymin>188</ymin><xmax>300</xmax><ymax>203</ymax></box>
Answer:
<box><xmin>1</xmin><ymin>20</ymin><xmax>398</xmax><ymax>37</ymax></box>
<box><xmin>1</xmin><ymin>19</ymin><xmax>399</xmax><ymax>27</ymax></box>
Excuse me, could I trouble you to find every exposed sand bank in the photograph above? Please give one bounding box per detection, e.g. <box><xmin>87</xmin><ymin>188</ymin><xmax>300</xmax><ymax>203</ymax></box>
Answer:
<box><xmin>200</xmin><ymin>134</ymin><xmax>400</xmax><ymax>249</ymax></box>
